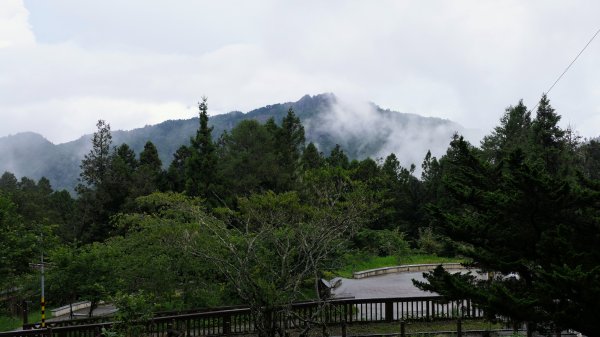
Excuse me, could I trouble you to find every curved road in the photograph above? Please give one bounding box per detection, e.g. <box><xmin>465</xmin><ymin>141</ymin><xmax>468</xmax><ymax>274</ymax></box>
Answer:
<box><xmin>332</xmin><ymin>271</ymin><xmax>434</xmax><ymax>299</ymax></box>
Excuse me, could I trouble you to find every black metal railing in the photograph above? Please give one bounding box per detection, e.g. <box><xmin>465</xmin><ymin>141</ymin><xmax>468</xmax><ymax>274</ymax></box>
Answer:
<box><xmin>2</xmin><ymin>296</ymin><xmax>484</xmax><ymax>337</ymax></box>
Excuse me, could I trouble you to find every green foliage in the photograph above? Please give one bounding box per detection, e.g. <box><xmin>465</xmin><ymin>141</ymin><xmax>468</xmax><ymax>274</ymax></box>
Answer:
<box><xmin>416</xmin><ymin>96</ymin><xmax>600</xmax><ymax>336</ymax></box>
<box><xmin>166</xmin><ymin>145</ymin><xmax>190</xmax><ymax>192</ymax></box>
<box><xmin>237</xmin><ymin>191</ymin><xmax>310</xmax><ymax>230</ymax></box>
<box><xmin>327</xmin><ymin>144</ymin><xmax>349</xmax><ymax>169</ymax></box>
<box><xmin>185</xmin><ymin>97</ymin><xmax>218</xmax><ymax>203</ymax></box>
<box><xmin>74</xmin><ymin>120</ymin><xmax>118</xmax><ymax>242</ymax></box>
<box><xmin>109</xmin><ymin>192</ymin><xmax>225</xmax><ymax>309</ymax></box>
<box><xmin>274</xmin><ymin>108</ymin><xmax>305</xmax><ymax>191</ymax></box>
<box><xmin>48</xmin><ymin>192</ymin><xmax>227</xmax><ymax>311</ymax></box>
<box><xmin>0</xmin><ymin>93</ymin><xmax>462</xmax><ymax>192</ymax></box>
<box><xmin>354</xmin><ymin>228</ymin><xmax>410</xmax><ymax>257</ymax></box>
<box><xmin>480</xmin><ymin>100</ymin><xmax>531</xmax><ymax>164</ymax></box>
<box><xmin>335</xmin><ymin>252</ymin><xmax>463</xmax><ymax>278</ymax></box>
<box><xmin>47</xmin><ymin>243</ymin><xmax>119</xmax><ymax>315</ymax></box>
<box><xmin>417</xmin><ymin>227</ymin><xmax>444</xmax><ymax>255</ymax></box>
<box><xmin>108</xmin><ymin>292</ymin><xmax>156</xmax><ymax>337</ymax></box>
<box><xmin>79</xmin><ymin>120</ymin><xmax>112</xmax><ymax>188</ymax></box>
<box><xmin>217</xmin><ymin>119</ymin><xmax>279</xmax><ymax>201</ymax></box>
<box><xmin>0</xmin><ymin>172</ymin><xmax>18</xmax><ymax>191</ymax></box>
<box><xmin>131</xmin><ymin>141</ymin><xmax>163</xmax><ymax>197</ymax></box>
<box><xmin>5</xmin><ymin>93</ymin><xmax>600</xmax><ymax>335</ymax></box>
<box><xmin>301</xmin><ymin>142</ymin><xmax>323</xmax><ymax>170</ymax></box>
<box><xmin>580</xmin><ymin>139</ymin><xmax>600</xmax><ymax>180</ymax></box>
<box><xmin>191</xmin><ymin>189</ymin><xmax>368</xmax><ymax>337</ymax></box>
<box><xmin>0</xmin><ymin>194</ymin><xmax>35</xmax><ymax>287</ymax></box>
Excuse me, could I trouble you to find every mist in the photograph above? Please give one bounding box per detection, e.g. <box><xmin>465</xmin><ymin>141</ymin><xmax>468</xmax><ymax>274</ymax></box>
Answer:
<box><xmin>304</xmin><ymin>94</ymin><xmax>477</xmax><ymax>176</ymax></box>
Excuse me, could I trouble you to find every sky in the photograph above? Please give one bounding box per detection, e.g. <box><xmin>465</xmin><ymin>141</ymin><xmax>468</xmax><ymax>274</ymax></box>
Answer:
<box><xmin>1</xmin><ymin>0</ymin><xmax>599</xmax><ymax>144</ymax></box>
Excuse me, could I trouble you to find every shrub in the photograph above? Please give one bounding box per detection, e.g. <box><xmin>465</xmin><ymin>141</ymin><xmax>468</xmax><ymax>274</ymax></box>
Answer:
<box><xmin>417</xmin><ymin>227</ymin><xmax>444</xmax><ymax>255</ymax></box>
<box><xmin>354</xmin><ymin>228</ymin><xmax>410</xmax><ymax>257</ymax></box>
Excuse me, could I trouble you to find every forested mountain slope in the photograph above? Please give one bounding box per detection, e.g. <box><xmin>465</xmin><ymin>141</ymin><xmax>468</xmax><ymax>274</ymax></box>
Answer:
<box><xmin>0</xmin><ymin>94</ymin><xmax>463</xmax><ymax>191</ymax></box>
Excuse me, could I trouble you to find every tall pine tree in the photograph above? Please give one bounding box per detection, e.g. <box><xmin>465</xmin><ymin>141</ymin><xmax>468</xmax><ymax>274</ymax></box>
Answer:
<box><xmin>75</xmin><ymin>120</ymin><xmax>115</xmax><ymax>242</ymax></box>
<box><xmin>185</xmin><ymin>97</ymin><xmax>218</xmax><ymax>204</ymax></box>
<box><xmin>275</xmin><ymin>108</ymin><xmax>305</xmax><ymax>191</ymax></box>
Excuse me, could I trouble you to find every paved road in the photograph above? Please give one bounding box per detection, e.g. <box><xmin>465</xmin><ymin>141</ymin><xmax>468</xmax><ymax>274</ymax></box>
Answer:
<box><xmin>47</xmin><ymin>304</ymin><xmax>117</xmax><ymax>322</ymax></box>
<box><xmin>331</xmin><ymin>271</ymin><xmax>435</xmax><ymax>299</ymax></box>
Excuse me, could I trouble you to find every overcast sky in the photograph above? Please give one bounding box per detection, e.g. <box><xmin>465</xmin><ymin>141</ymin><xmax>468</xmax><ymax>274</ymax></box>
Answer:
<box><xmin>1</xmin><ymin>0</ymin><xmax>599</xmax><ymax>144</ymax></box>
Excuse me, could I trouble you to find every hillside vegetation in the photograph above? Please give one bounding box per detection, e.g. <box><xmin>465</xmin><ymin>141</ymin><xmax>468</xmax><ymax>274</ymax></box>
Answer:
<box><xmin>1</xmin><ymin>95</ymin><xmax>599</xmax><ymax>336</ymax></box>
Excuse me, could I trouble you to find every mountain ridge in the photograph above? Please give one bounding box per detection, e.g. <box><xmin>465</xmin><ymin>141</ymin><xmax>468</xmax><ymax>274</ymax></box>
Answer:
<box><xmin>0</xmin><ymin>93</ymin><xmax>464</xmax><ymax>191</ymax></box>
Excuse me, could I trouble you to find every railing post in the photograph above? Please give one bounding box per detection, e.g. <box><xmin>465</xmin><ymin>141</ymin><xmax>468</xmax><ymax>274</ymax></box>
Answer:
<box><xmin>348</xmin><ymin>304</ymin><xmax>353</xmax><ymax>323</ymax></box>
<box><xmin>400</xmin><ymin>320</ymin><xmax>406</xmax><ymax>337</ymax></box>
<box><xmin>21</xmin><ymin>300</ymin><xmax>29</xmax><ymax>326</ymax></box>
<box><xmin>527</xmin><ymin>322</ymin><xmax>535</xmax><ymax>337</ymax></box>
<box><xmin>385</xmin><ymin>301</ymin><xmax>393</xmax><ymax>322</ymax></box>
<box><xmin>457</xmin><ymin>318</ymin><xmax>462</xmax><ymax>337</ymax></box>
<box><xmin>223</xmin><ymin>314</ymin><xmax>231</xmax><ymax>337</ymax></box>
<box><xmin>341</xmin><ymin>320</ymin><xmax>347</xmax><ymax>337</ymax></box>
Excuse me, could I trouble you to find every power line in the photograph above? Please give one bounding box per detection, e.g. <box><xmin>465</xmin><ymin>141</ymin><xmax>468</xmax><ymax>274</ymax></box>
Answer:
<box><xmin>530</xmin><ymin>25</ymin><xmax>600</xmax><ymax>113</ymax></box>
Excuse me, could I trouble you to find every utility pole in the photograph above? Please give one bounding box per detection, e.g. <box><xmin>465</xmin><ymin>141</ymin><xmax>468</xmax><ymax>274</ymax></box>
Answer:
<box><xmin>40</xmin><ymin>233</ymin><xmax>46</xmax><ymax>328</ymax></box>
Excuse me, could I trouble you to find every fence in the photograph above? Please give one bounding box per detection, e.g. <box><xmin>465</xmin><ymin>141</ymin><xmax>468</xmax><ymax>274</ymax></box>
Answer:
<box><xmin>2</xmin><ymin>296</ymin><xmax>484</xmax><ymax>337</ymax></box>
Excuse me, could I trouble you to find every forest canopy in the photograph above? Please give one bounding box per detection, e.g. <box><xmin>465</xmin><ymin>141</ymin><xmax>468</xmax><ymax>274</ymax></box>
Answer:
<box><xmin>1</xmin><ymin>96</ymin><xmax>599</xmax><ymax>335</ymax></box>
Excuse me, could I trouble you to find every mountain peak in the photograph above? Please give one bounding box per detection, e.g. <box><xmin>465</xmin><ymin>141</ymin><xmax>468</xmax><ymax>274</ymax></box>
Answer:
<box><xmin>0</xmin><ymin>132</ymin><xmax>53</xmax><ymax>147</ymax></box>
<box><xmin>297</xmin><ymin>93</ymin><xmax>336</xmax><ymax>104</ymax></box>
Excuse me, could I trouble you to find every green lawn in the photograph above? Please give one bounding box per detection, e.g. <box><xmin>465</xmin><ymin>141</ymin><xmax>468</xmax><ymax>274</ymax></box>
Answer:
<box><xmin>334</xmin><ymin>253</ymin><xmax>465</xmax><ymax>278</ymax></box>
<box><xmin>0</xmin><ymin>310</ymin><xmax>52</xmax><ymax>332</ymax></box>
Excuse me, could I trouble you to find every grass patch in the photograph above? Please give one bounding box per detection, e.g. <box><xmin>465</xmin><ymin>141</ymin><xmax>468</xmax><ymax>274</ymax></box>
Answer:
<box><xmin>0</xmin><ymin>315</ymin><xmax>21</xmax><ymax>332</ymax></box>
<box><xmin>343</xmin><ymin>319</ymin><xmax>503</xmax><ymax>335</ymax></box>
<box><xmin>0</xmin><ymin>310</ymin><xmax>52</xmax><ymax>332</ymax></box>
<box><xmin>334</xmin><ymin>252</ymin><xmax>465</xmax><ymax>278</ymax></box>
<box><xmin>290</xmin><ymin>319</ymin><xmax>505</xmax><ymax>337</ymax></box>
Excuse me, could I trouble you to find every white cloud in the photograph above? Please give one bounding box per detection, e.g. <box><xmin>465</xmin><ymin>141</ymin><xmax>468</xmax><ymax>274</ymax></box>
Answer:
<box><xmin>0</xmin><ymin>0</ymin><xmax>35</xmax><ymax>48</ymax></box>
<box><xmin>0</xmin><ymin>0</ymin><xmax>599</xmax><ymax>144</ymax></box>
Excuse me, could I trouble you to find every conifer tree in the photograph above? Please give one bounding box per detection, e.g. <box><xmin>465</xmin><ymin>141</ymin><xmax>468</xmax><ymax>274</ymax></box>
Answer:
<box><xmin>275</xmin><ymin>108</ymin><xmax>305</xmax><ymax>191</ymax></box>
<box><xmin>530</xmin><ymin>94</ymin><xmax>570</xmax><ymax>176</ymax></box>
<box><xmin>75</xmin><ymin>120</ymin><xmax>115</xmax><ymax>242</ymax></box>
<box><xmin>115</xmin><ymin>143</ymin><xmax>138</xmax><ymax>170</ymax></box>
<box><xmin>166</xmin><ymin>145</ymin><xmax>191</xmax><ymax>192</ymax></box>
<box><xmin>581</xmin><ymin>140</ymin><xmax>600</xmax><ymax>180</ymax></box>
<box><xmin>132</xmin><ymin>141</ymin><xmax>163</xmax><ymax>197</ymax></box>
<box><xmin>0</xmin><ymin>171</ymin><xmax>18</xmax><ymax>192</ymax></box>
<box><xmin>416</xmin><ymin>100</ymin><xmax>600</xmax><ymax>335</ymax></box>
<box><xmin>104</xmin><ymin>144</ymin><xmax>137</xmax><ymax>211</ymax></box>
<box><xmin>185</xmin><ymin>97</ymin><xmax>218</xmax><ymax>202</ymax></box>
<box><xmin>480</xmin><ymin>100</ymin><xmax>531</xmax><ymax>164</ymax></box>
<box><xmin>139</xmin><ymin>141</ymin><xmax>162</xmax><ymax>171</ymax></box>
<box><xmin>217</xmin><ymin>120</ymin><xmax>278</xmax><ymax>200</ymax></box>
<box><xmin>301</xmin><ymin>143</ymin><xmax>323</xmax><ymax>170</ymax></box>
<box><xmin>327</xmin><ymin>144</ymin><xmax>349</xmax><ymax>169</ymax></box>
<box><xmin>79</xmin><ymin>120</ymin><xmax>112</xmax><ymax>188</ymax></box>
